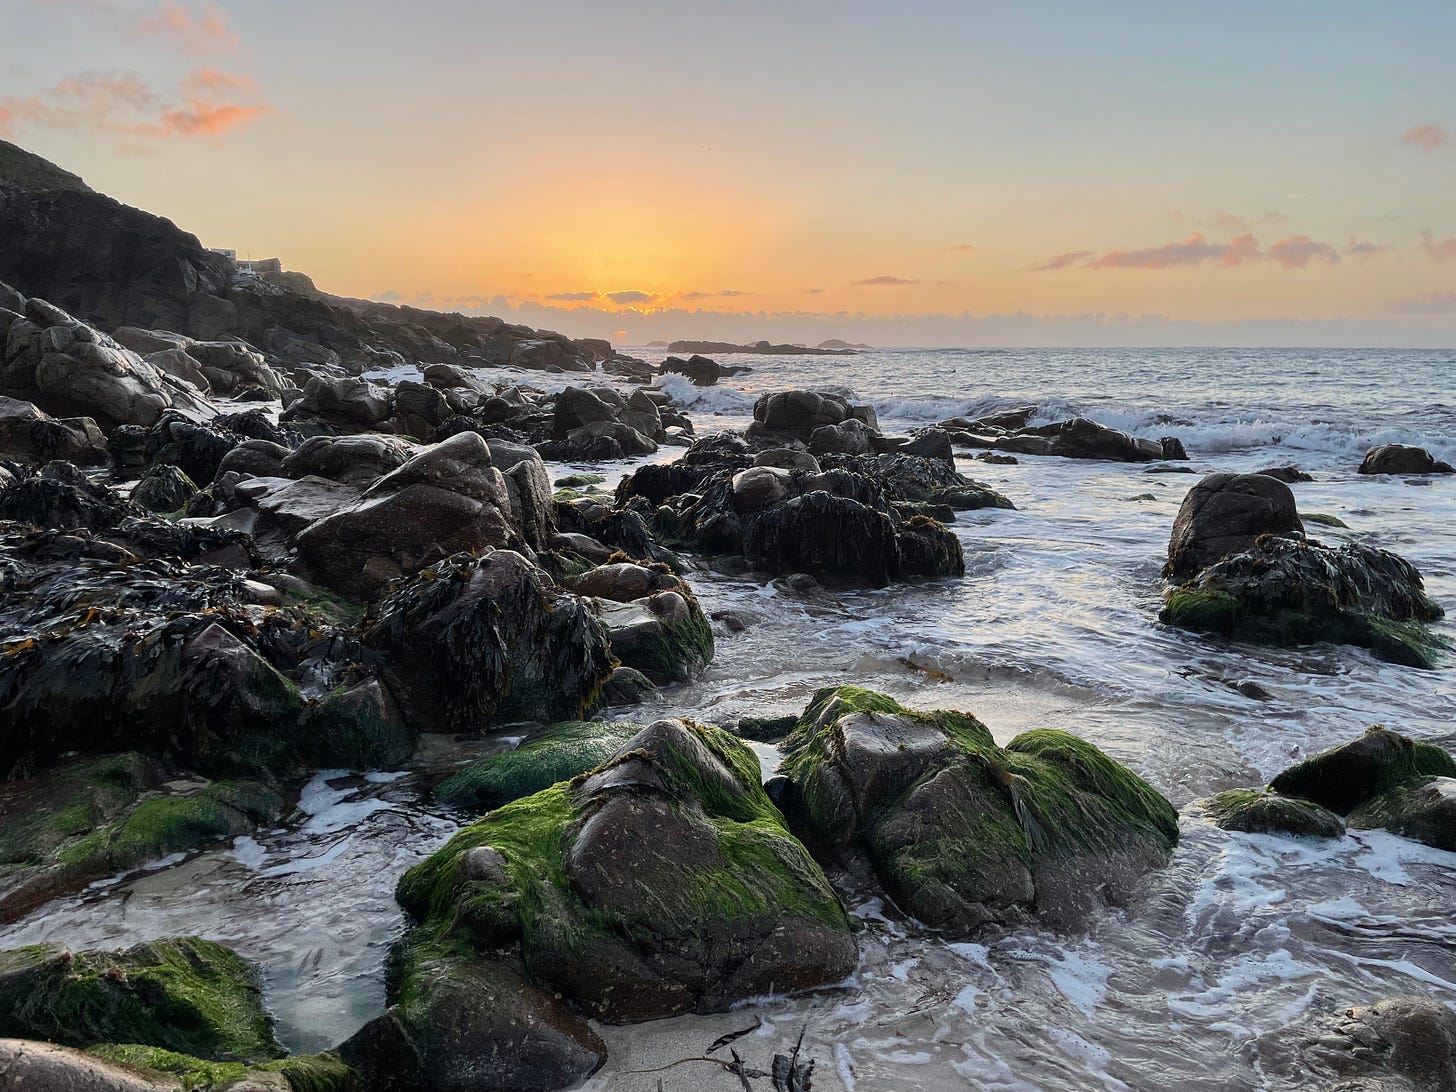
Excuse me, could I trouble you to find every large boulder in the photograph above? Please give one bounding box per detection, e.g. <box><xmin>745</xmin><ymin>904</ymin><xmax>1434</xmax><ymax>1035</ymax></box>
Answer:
<box><xmin>0</xmin><ymin>396</ymin><xmax>107</xmax><ymax>466</ymax></box>
<box><xmin>1268</xmin><ymin>726</ymin><xmax>1456</xmax><ymax>816</ymax></box>
<box><xmin>395</xmin><ymin>720</ymin><xmax>857</xmax><ymax>1022</ymax></box>
<box><xmin>777</xmin><ymin>687</ymin><xmax>1179</xmax><ymax>933</ymax></box>
<box><xmin>1165</xmin><ymin>472</ymin><xmax>1306</xmax><ymax>580</ymax></box>
<box><xmin>361</xmin><ymin>550</ymin><xmax>615</xmax><ymax>734</ymax></box>
<box><xmin>660</xmin><ymin>354</ymin><xmax>721</xmax><ymax>385</ymax></box>
<box><xmin>751</xmin><ymin>389</ymin><xmax>852</xmax><ymax>442</ymax></box>
<box><xmin>282</xmin><ymin>375</ymin><xmax>392</xmax><ymax>431</ymax></box>
<box><xmin>280</xmin><ymin>433</ymin><xmax>412</xmax><ymax>486</ymax></box>
<box><xmin>1162</xmin><ymin>537</ymin><xmax>1444</xmax><ymax>667</ymax></box>
<box><xmin>1</xmin><ymin>296</ymin><xmax>214</xmax><ymax>427</ymax></box>
<box><xmin>1358</xmin><ymin>444</ymin><xmax>1454</xmax><ymax>476</ymax></box>
<box><xmin>296</xmin><ymin>432</ymin><xmax>522</xmax><ymax>600</ymax></box>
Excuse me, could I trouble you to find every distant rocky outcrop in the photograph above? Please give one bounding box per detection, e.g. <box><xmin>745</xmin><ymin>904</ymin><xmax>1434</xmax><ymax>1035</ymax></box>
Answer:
<box><xmin>667</xmin><ymin>339</ymin><xmax>858</xmax><ymax>356</ymax></box>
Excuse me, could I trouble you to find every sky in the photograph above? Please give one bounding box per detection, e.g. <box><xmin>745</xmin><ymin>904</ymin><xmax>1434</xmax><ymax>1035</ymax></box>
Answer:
<box><xmin>2</xmin><ymin>0</ymin><xmax>1454</xmax><ymax>347</ymax></box>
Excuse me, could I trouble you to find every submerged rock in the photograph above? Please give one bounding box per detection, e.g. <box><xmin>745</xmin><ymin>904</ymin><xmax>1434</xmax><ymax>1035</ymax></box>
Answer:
<box><xmin>777</xmin><ymin>687</ymin><xmax>1178</xmax><ymax>933</ymax></box>
<box><xmin>1253</xmin><ymin>995</ymin><xmax>1456</xmax><ymax>1092</ymax></box>
<box><xmin>395</xmin><ymin>719</ymin><xmax>857</xmax><ymax>1023</ymax></box>
<box><xmin>1348</xmin><ymin>777</ymin><xmax>1456</xmax><ymax>851</ymax></box>
<box><xmin>996</xmin><ymin>418</ymin><xmax>1185</xmax><ymax>463</ymax></box>
<box><xmin>1200</xmin><ymin>788</ymin><xmax>1345</xmax><ymax>838</ymax></box>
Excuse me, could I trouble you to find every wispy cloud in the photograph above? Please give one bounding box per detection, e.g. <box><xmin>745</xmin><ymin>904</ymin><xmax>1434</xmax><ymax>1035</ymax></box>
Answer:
<box><xmin>138</xmin><ymin>2</ymin><xmax>238</xmax><ymax>54</ymax></box>
<box><xmin>1268</xmin><ymin>235</ymin><xmax>1340</xmax><ymax>269</ymax></box>
<box><xmin>1393</xmin><ymin>291</ymin><xmax>1456</xmax><ymax>314</ymax></box>
<box><xmin>603</xmin><ymin>290</ymin><xmax>656</xmax><ymax>305</ymax></box>
<box><xmin>545</xmin><ymin>291</ymin><xmax>599</xmax><ymax>301</ymax></box>
<box><xmin>945</xmin><ymin>243</ymin><xmax>976</xmax><ymax>253</ymax></box>
<box><xmin>681</xmin><ymin>289</ymin><xmax>752</xmax><ymax>300</ymax></box>
<box><xmin>1420</xmin><ymin>230</ymin><xmax>1456</xmax><ymax>261</ymax></box>
<box><xmin>1344</xmin><ymin>238</ymin><xmax>1391</xmax><ymax>260</ymax></box>
<box><xmin>1401</xmin><ymin>123</ymin><xmax>1449</xmax><ymax>151</ymax></box>
<box><xmin>0</xmin><ymin>66</ymin><xmax>268</xmax><ymax>143</ymax></box>
<box><xmin>1085</xmin><ymin>232</ymin><xmax>1260</xmax><ymax>270</ymax></box>
<box><xmin>854</xmin><ymin>275</ymin><xmax>921</xmax><ymax>286</ymax></box>
<box><xmin>1034</xmin><ymin>250</ymin><xmax>1095</xmax><ymax>271</ymax></box>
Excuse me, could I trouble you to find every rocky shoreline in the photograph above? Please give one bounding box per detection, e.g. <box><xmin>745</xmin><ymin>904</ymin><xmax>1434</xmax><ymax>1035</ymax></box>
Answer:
<box><xmin>0</xmin><ymin>142</ymin><xmax>1452</xmax><ymax>1091</ymax></box>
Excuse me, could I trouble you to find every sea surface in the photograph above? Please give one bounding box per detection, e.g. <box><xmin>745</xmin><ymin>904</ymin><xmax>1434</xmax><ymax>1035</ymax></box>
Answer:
<box><xmin>5</xmin><ymin>346</ymin><xmax>1454</xmax><ymax>1090</ymax></box>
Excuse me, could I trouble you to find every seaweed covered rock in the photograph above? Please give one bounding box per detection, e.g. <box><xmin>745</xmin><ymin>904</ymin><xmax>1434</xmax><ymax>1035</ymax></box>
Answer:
<box><xmin>0</xmin><ymin>938</ymin><xmax>282</xmax><ymax>1062</ymax></box>
<box><xmin>1200</xmin><ymin>788</ymin><xmax>1345</xmax><ymax>839</ymax></box>
<box><xmin>297</xmin><ymin>432</ymin><xmax>524</xmax><ymax>601</ymax></box>
<box><xmin>433</xmin><ymin>720</ymin><xmax>644</xmax><ymax>810</ymax></box>
<box><xmin>1268</xmin><ymin>727</ymin><xmax>1456</xmax><ymax>816</ymax></box>
<box><xmin>777</xmin><ymin>687</ymin><xmax>1179</xmax><ymax>933</ymax></box>
<box><xmin>572</xmin><ymin>562</ymin><xmax>714</xmax><ymax>684</ymax></box>
<box><xmin>1166</xmin><ymin>473</ymin><xmax>1305</xmax><ymax>581</ymax></box>
<box><xmin>1358</xmin><ymin>444</ymin><xmax>1454</xmax><ymax>476</ymax></box>
<box><xmin>0</xmin><ymin>754</ymin><xmax>282</xmax><ymax>921</ymax></box>
<box><xmin>1348</xmin><ymin>777</ymin><xmax>1456</xmax><ymax>851</ymax></box>
<box><xmin>339</xmin><ymin>952</ymin><xmax>604</xmax><ymax>1092</ymax></box>
<box><xmin>0</xmin><ymin>459</ymin><xmax>141</xmax><ymax>529</ymax></box>
<box><xmin>396</xmin><ymin>719</ymin><xmax>856</xmax><ymax>1022</ymax></box>
<box><xmin>0</xmin><ymin>521</ymin><xmax>385</xmax><ymax>780</ymax></box>
<box><xmin>1161</xmin><ymin>537</ymin><xmax>1445</xmax><ymax>667</ymax></box>
<box><xmin>132</xmin><ymin>463</ymin><xmax>197</xmax><ymax>514</ymax></box>
<box><xmin>0</xmin><ymin>396</ymin><xmax>107</xmax><ymax>466</ymax></box>
<box><xmin>362</xmin><ymin>550</ymin><xmax>614</xmax><ymax>735</ymax></box>
<box><xmin>1252</xmin><ymin>995</ymin><xmax>1456</xmax><ymax>1092</ymax></box>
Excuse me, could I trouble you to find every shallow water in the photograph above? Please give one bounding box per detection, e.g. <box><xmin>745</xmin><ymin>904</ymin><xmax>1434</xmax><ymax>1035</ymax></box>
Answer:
<box><xmin>6</xmin><ymin>347</ymin><xmax>1455</xmax><ymax>1090</ymax></box>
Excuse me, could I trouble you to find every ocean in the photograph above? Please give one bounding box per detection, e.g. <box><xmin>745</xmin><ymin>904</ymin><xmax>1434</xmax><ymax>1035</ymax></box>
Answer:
<box><xmin>5</xmin><ymin>346</ymin><xmax>1454</xmax><ymax>1090</ymax></box>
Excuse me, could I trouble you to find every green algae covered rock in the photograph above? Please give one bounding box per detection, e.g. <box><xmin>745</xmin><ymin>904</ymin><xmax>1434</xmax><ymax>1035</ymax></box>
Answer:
<box><xmin>0</xmin><ymin>938</ymin><xmax>282</xmax><ymax>1063</ymax></box>
<box><xmin>1347</xmin><ymin>777</ymin><xmax>1456</xmax><ymax>851</ymax></box>
<box><xmin>0</xmin><ymin>756</ymin><xmax>282</xmax><ymax>923</ymax></box>
<box><xmin>1161</xmin><ymin>537</ymin><xmax>1445</xmax><ymax>668</ymax></box>
<box><xmin>1269</xmin><ymin>726</ymin><xmax>1456</xmax><ymax>815</ymax></box>
<box><xmin>362</xmin><ymin>550</ymin><xmax>615</xmax><ymax>736</ymax></box>
<box><xmin>396</xmin><ymin>718</ymin><xmax>856</xmax><ymax>1023</ymax></box>
<box><xmin>89</xmin><ymin>1044</ymin><xmax>359</xmax><ymax>1091</ymax></box>
<box><xmin>339</xmin><ymin>947</ymin><xmax>603</xmax><ymax>1092</ymax></box>
<box><xmin>572</xmin><ymin>560</ymin><xmax>715</xmax><ymax>685</ymax></box>
<box><xmin>433</xmin><ymin>720</ymin><xmax>643</xmax><ymax>810</ymax></box>
<box><xmin>778</xmin><ymin>686</ymin><xmax>1178</xmax><ymax>933</ymax></box>
<box><xmin>1201</xmin><ymin>789</ymin><xmax>1345</xmax><ymax>839</ymax></box>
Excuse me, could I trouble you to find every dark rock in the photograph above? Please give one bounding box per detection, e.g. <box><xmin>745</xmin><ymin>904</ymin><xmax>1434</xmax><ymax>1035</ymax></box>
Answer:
<box><xmin>601</xmin><ymin>665</ymin><xmax>657</xmax><ymax>705</ymax></box>
<box><xmin>1162</xmin><ymin>538</ymin><xmax>1444</xmax><ymax>667</ymax></box>
<box><xmin>1256</xmin><ymin>465</ymin><xmax>1313</xmax><ymax>483</ymax></box>
<box><xmin>1165</xmin><ymin>472</ymin><xmax>1305</xmax><ymax>581</ymax></box>
<box><xmin>1348</xmin><ymin>776</ymin><xmax>1456</xmax><ymax>851</ymax></box>
<box><xmin>1358</xmin><ymin>444</ymin><xmax>1454</xmax><ymax>476</ymax></box>
<box><xmin>0</xmin><ymin>396</ymin><xmax>107</xmax><ymax>466</ymax></box>
<box><xmin>660</xmin><ymin>353</ymin><xmax>721</xmax><ymax>385</ymax></box>
<box><xmin>131</xmin><ymin>463</ymin><xmax>197</xmax><ymax>513</ymax></box>
<box><xmin>280</xmin><ymin>434</ymin><xmax>412</xmax><ymax>487</ymax></box>
<box><xmin>997</xmin><ymin>417</ymin><xmax>1182</xmax><ymax>462</ymax></box>
<box><xmin>362</xmin><ymin>550</ymin><xmax>614</xmax><ymax>734</ymax></box>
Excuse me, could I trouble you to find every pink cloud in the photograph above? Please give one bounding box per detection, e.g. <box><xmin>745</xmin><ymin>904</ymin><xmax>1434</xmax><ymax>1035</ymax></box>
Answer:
<box><xmin>1421</xmin><ymin>230</ymin><xmax>1456</xmax><ymax>261</ymax></box>
<box><xmin>1268</xmin><ymin>235</ymin><xmax>1341</xmax><ymax>269</ymax></box>
<box><xmin>855</xmin><ymin>275</ymin><xmax>921</xmax><ymax>286</ymax></box>
<box><xmin>1034</xmin><ymin>250</ymin><xmax>1094</xmax><ymax>271</ymax></box>
<box><xmin>1402</xmin><ymin>124</ymin><xmax>1449</xmax><ymax>151</ymax></box>
<box><xmin>0</xmin><ymin>67</ymin><xmax>266</xmax><ymax>144</ymax></box>
<box><xmin>139</xmin><ymin>2</ymin><xmax>239</xmax><ymax>53</ymax></box>
<box><xmin>946</xmin><ymin>243</ymin><xmax>976</xmax><ymax>253</ymax></box>
<box><xmin>1085</xmin><ymin>232</ymin><xmax>1260</xmax><ymax>270</ymax></box>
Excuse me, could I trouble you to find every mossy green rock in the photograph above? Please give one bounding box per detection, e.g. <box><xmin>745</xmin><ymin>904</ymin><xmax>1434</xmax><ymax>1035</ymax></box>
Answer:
<box><xmin>1347</xmin><ymin>776</ymin><xmax>1456</xmax><ymax>851</ymax></box>
<box><xmin>339</xmin><ymin>947</ymin><xmax>603</xmax><ymax>1092</ymax></box>
<box><xmin>0</xmin><ymin>756</ymin><xmax>282</xmax><ymax>923</ymax></box>
<box><xmin>88</xmin><ymin>1043</ymin><xmax>358</xmax><ymax>1091</ymax></box>
<box><xmin>1161</xmin><ymin>537</ymin><xmax>1445</xmax><ymax>668</ymax></box>
<box><xmin>779</xmin><ymin>686</ymin><xmax>1179</xmax><ymax>933</ymax></box>
<box><xmin>1269</xmin><ymin>726</ymin><xmax>1456</xmax><ymax>815</ymax></box>
<box><xmin>433</xmin><ymin>720</ymin><xmax>643</xmax><ymax>810</ymax></box>
<box><xmin>397</xmin><ymin>719</ymin><xmax>856</xmax><ymax>1022</ymax></box>
<box><xmin>0</xmin><ymin>937</ymin><xmax>282</xmax><ymax>1062</ymax></box>
<box><xmin>1202</xmin><ymin>789</ymin><xmax>1345</xmax><ymax>838</ymax></box>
